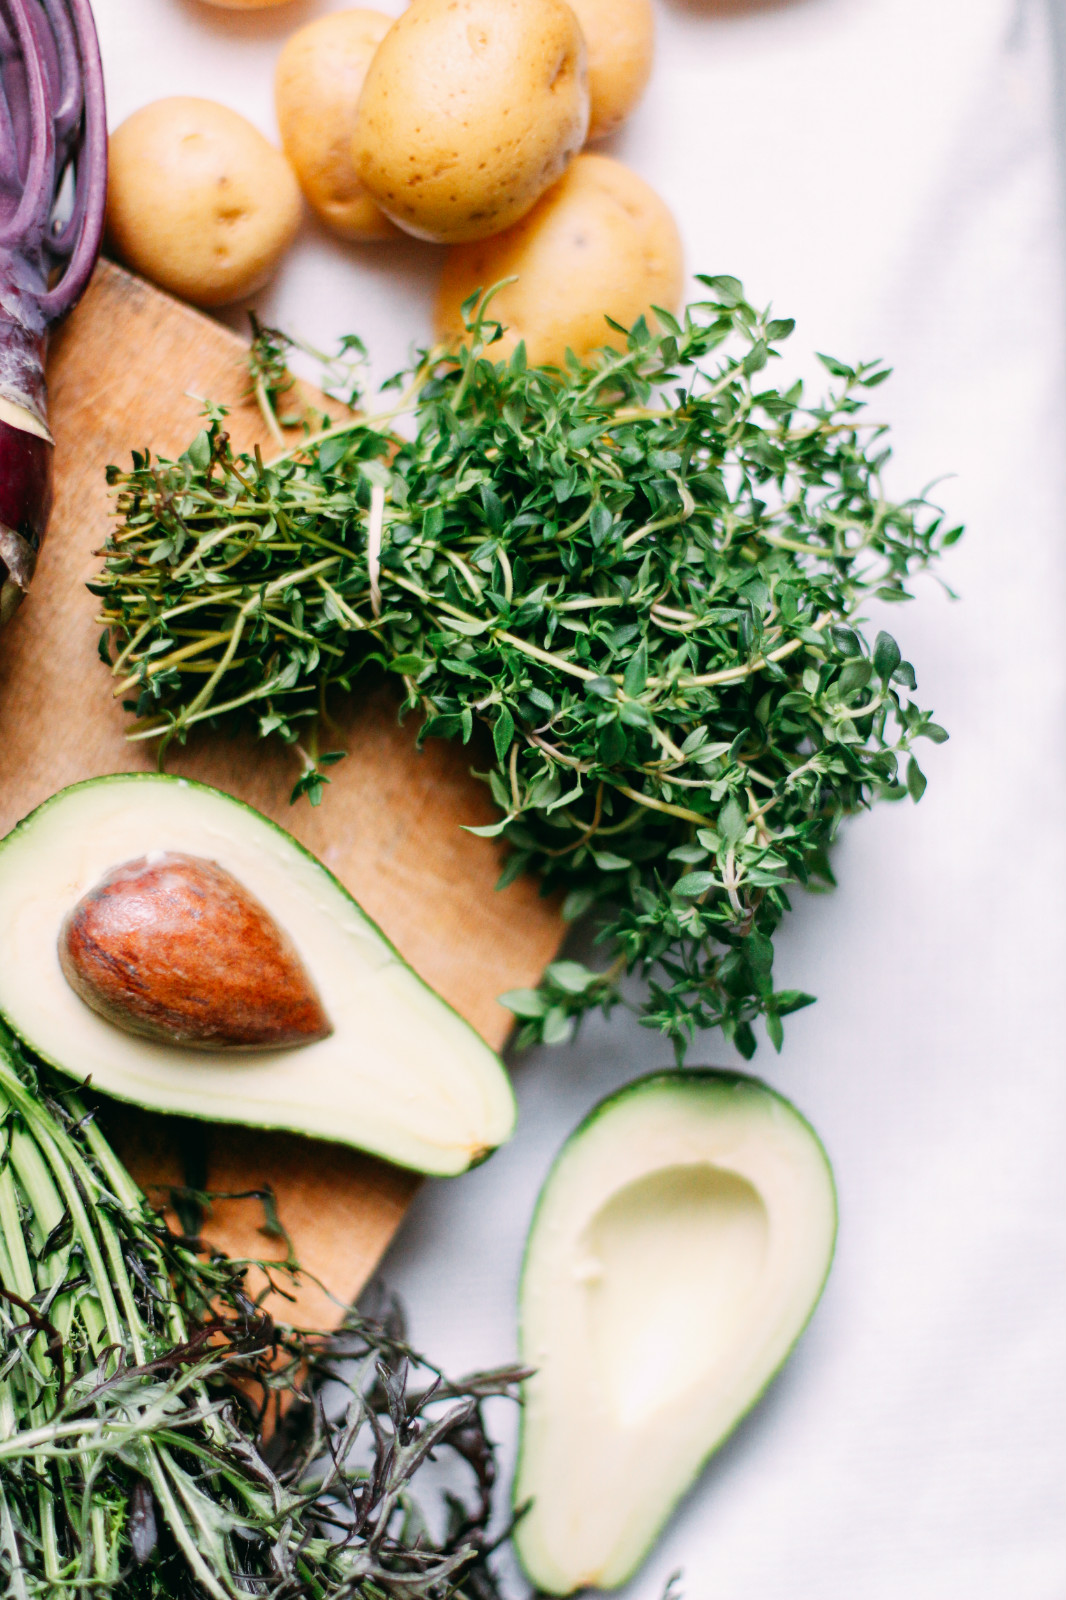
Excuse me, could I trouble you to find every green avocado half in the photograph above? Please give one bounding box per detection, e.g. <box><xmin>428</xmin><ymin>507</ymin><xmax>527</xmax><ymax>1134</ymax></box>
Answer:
<box><xmin>514</xmin><ymin>1070</ymin><xmax>837</xmax><ymax>1593</ymax></box>
<box><xmin>0</xmin><ymin>774</ymin><xmax>515</xmax><ymax>1176</ymax></box>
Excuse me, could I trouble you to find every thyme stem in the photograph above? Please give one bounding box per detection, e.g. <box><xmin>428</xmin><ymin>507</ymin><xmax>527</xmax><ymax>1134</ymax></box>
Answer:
<box><xmin>94</xmin><ymin>278</ymin><xmax>953</xmax><ymax>1057</ymax></box>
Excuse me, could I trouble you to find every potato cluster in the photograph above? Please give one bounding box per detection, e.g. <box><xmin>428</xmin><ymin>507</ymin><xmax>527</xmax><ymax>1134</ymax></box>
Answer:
<box><xmin>105</xmin><ymin>0</ymin><xmax>679</xmax><ymax>363</ymax></box>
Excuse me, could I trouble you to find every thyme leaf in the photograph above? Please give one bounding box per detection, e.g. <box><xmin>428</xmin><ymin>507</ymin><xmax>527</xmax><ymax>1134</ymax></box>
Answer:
<box><xmin>94</xmin><ymin>279</ymin><xmax>957</xmax><ymax>1060</ymax></box>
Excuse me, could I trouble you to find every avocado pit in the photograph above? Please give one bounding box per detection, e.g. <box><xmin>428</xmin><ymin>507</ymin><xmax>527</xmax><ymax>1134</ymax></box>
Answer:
<box><xmin>58</xmin><ymin>852</ymin><xmax>332</xmax><ymax>1050</ymax></box>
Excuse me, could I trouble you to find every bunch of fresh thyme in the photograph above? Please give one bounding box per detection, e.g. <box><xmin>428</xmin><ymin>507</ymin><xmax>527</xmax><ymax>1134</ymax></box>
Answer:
<box><xmin>0</xmin><ymin>1023</ymin><xmax>521</xmax><ymax>1598</ymax></box>
<box><xmin>93</xmin><ymin>278</ymin><xmax>955</xmax><ymax>1060</ymax></box>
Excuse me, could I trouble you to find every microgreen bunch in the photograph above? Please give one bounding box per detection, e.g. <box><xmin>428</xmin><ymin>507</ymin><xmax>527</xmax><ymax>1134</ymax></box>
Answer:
<box><xmin>0</xmin><ymin>1023</ymin><xmax>521</xmax><ymax>1598</ymax></box>
<box><xmin>93</xmin><ymin>278</ymin><xmax>956</xmax><ymax>1061</ymax></box>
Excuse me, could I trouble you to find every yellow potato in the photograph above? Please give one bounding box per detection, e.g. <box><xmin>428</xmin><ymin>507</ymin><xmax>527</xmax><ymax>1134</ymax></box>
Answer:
<box><xmin>568</xmin><ymin>0</ymin><xmax>655</xmax><ymax>141</ymax></box>
<box><xmin>434</xmin><ymin>153</ymin><xmax>683</xmax><ymax>367</ymax></box>
<box><xmin>276</xmin><ymin>10</ymin><xmax>400</xmax><ymax>242</ymax></box>
<box><xmin>197</xmin><ymin>0</ymin><xmax>293</xmax><ymax>9</ymax></box>
<box><xmin>106</xmin><ymin>98</ymin><xmax>302</xmax><ymax>309</ymax></box>
<box><xmin>351</xmin><ymin>0</ymin><xmax>589</xmax><ymax>244</ymax></box>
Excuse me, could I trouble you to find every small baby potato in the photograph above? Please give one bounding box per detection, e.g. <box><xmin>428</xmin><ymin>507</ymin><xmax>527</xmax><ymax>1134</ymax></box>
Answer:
<box><xmin>276</xmin><ymin>10</ymin><xmax>399</xmax><ymax>242</ymax></box>
<box><xmin>568</xmin><ymin>0</ymin><xmax>655</xmax><ymax>141</ymax></box>
<box><xmin>434</xmin><ymin>153</ymin><xmax>683</xmax><ymax>368</ymax></box>
<box><xmin>107</xmin><ymin>98</ymin><xmax>302</xmax><ymax>309</ymax></box>
<box><xmin>351</xmin><ymin>0</ymin><xmax>590</xmax><ymax>244</ymax></box>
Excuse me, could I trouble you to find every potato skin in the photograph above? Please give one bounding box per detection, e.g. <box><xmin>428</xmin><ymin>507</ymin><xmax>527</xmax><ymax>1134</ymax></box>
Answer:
<box><xmin>568</xmin><ymin>0</ymin><xmax>655</xmax><ymax>141</ymax></box>
<box><xmin>351</xmin><ymin>0</ymin><xmax>590</xmax><ymax>244</ymax></box>
<box><xmin>106</xmin><ymin>99</ymin><xmax>302</xmax><ymax>309</ymax></box>
<box><xmin>196</xmin><ymin>0</ymin><xmax>293</xmax><ymax>8</ymax></box>
<box><xmin>276</xmin><ymin>10</ymin><xmax>399</xmax><ymax>242</ymax></box>
<box><xmin>434</xmin><ymin>153</ymin><xmax>683</xmax><ymax>368</ymax></box>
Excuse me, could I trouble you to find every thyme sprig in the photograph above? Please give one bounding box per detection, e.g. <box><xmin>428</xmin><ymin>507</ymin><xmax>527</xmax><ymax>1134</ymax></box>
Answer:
<box><xmin>94</xmin><ymin>277</ymin><xmax>956</xmax><ymax>1059</ymax></box>
<box><xmin>0</xmin><ymin>1023</ymin><xmax>522</xmax><ymax>1598</ymax></box>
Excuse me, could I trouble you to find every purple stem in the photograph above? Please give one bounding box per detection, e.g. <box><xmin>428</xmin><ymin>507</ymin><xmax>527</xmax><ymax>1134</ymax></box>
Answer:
<box><xmin>47</xmin><ymin>0</ymin><xmax>83</xmax><ymax>143</ymax></box>
<box><xmin>0</xmin><ymin>0</ymin><xmax>106</xmax><ymax>626</ymax></box>
<box><xmin>0</xmin><ymin>3</ymin><xmax>52</xmax><ymax>251</ymax></box>
<box><xmin>40</xmin><ymin>0</ymin><xmax>105</xmax><ymax>319</ymax></box>
<box><xmin>0</xmin><ymin>0</ymin><xmax>106</xmax><ymax>322</ymax></box>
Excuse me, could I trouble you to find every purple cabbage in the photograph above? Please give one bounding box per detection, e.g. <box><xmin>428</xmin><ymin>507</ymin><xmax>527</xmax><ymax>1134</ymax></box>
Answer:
<box><xmin>0</xmin><ymin>0</ymin><xmax>105</xmax><ymax>629</ymax></box>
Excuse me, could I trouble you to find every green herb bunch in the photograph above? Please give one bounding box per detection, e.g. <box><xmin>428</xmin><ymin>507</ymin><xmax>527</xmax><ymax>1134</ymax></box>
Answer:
<box><xmin>0</xmin><ymin>1023</ymin><xmax>521</xmax><ymax>1598</ymax></box>
<box><xmin>93</xmin><ymin>278</ymin><xmax>956</xmax><ymax>1061</ymax></box>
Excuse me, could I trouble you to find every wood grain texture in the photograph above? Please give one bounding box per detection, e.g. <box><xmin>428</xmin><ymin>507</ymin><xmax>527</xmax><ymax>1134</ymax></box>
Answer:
<box><xmin>0</xmin><ymin>260</ymin><xmax>563</xmax><ymax>1327</ymax></box>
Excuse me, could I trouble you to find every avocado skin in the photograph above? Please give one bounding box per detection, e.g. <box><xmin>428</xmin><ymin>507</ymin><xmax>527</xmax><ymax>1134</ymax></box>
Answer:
<box><xmin>514</xmin><ymin>1069</ymin><xmax>838</xmax><ymax>1593</ymax></box>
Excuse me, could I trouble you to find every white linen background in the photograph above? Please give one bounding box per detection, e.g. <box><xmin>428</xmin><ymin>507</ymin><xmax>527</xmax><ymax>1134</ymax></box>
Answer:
<box><xmin>94</xmin><ymin>0</ymin><xmax>1066</xmax><ymax>1594</ymax></box>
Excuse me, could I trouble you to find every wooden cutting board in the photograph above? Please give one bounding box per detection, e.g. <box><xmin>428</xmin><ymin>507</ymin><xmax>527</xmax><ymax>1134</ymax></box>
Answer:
<box><xmin>0</xmin><ymin>260</ymin><xmax>563</xmax><ymax>1327</ymax></box>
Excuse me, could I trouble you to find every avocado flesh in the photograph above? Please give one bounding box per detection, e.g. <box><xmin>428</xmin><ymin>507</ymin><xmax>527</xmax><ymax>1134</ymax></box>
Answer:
<box><xmin>514</xmin><ymin>1071</ymin><xmax>837</xmax><ymax>1593</ymax></box>
<box><xmin>0</xmin><ymin>775</ymin><xmax>515</xmax><ymax>1176</ymax></box>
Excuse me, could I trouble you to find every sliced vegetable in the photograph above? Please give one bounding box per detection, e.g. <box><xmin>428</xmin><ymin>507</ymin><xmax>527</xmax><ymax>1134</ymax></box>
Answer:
<box><xmin>0</xmin><ymin>774</ymin><xmax>515</xmax><ymax>1175</ymax></box>
<box><xmin>0</xmin><ymin>0</ymin><xmax>106</xmax><ymax>630</ymax></box>
<box><xmin>514</xmin><ymin>1071</ymin><xmax>837</xmax><ymax>1593</ymax></box>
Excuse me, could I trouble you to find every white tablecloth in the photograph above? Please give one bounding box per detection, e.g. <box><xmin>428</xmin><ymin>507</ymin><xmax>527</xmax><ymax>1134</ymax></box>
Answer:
<box><xmin>95</xmin><ymin>1</ymin><xmax>1066</xmax><ymax>1593</ymax></box>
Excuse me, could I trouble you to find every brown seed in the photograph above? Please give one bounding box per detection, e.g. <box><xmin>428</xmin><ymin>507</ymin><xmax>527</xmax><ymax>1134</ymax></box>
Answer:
<box><xmin>58</xmin><ymin>853</ymin><xmax>332</xmax><ymax>1050</ymax></box>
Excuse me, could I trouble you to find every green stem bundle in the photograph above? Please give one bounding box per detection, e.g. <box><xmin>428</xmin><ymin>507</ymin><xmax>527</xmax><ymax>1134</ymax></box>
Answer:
<box><xmin>93</xmin><ymin>277</ymin><xmax>957</xmax><ymax>1060</ymax></box>
<box><xmin>0</xmin><ymin>1024</ymin><xmax>520</xmax><ymax>1598</ymax></box>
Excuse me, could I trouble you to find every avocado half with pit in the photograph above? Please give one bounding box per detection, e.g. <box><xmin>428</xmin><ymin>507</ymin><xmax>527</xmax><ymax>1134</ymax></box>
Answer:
<box><xmin>514</xmin><ymin>1071</ymin><xmax>837</xmax><ymax>1593</ymax></box>
<box><xmin>0</xmin><ymin>774</ymin><xmax>515</xmax><ymax>1176</ymax></box>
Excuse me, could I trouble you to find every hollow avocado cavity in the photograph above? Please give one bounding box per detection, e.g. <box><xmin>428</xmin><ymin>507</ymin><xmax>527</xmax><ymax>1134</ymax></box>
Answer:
<box><xmin>514</xmin><ymin>1071</ymin><xmax>837</xmax><ymax>1594</ymax></box>
<box><xmin>582</xmin><ymin>1163</ymin><xmax>770</xmax><ymax>1429</ymax></box>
